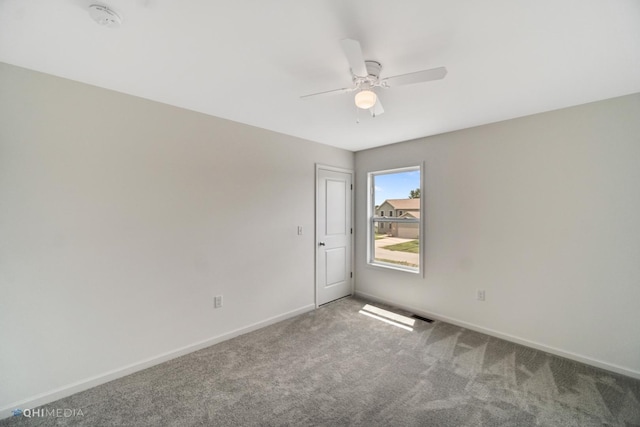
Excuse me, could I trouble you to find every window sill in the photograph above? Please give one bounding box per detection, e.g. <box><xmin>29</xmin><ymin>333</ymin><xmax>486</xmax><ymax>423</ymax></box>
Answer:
<box><xmin>367</xmin><ymin>260</ymin><xmax>420</xmax><ymax>274</ymax></box>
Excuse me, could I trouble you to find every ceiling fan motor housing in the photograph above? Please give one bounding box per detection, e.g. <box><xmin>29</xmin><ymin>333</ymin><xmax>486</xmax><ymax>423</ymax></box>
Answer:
<box><xmin>353</xmin><ymin>61</ymin><xmax>382</xmax><ymax>90</ymax></box>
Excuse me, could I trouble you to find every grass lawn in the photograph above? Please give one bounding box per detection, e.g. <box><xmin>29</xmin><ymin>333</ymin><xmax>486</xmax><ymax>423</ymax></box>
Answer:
<box><xmin>382</xmin><ymin>240</ymin><xmax>419</xmax><ymax>253</ymax></box>
<box><xmin>374</xmin><ymin>233</ymin><xmax>387</xmax><ymax>240</ymax></box>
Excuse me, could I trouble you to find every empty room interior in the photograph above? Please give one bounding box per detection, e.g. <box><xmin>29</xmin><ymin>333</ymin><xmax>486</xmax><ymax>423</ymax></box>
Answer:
<box><xmin>1</xmin><ymin>1</ymin><xmax>639</xmax><ymax>425</ymax></box>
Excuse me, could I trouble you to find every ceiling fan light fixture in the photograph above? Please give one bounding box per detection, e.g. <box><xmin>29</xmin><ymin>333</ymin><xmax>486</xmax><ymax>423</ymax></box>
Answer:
<box><xmin>354</xmin><ymin>90</ymin><xmax>377</xmax><ymax>109</ymax></box>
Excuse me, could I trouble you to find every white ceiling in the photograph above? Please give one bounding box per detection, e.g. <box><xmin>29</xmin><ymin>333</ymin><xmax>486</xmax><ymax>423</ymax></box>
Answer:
<box><xmin>1</xmin><ymin>1</ymin><xmax>639</xmax><ymax>151</ymax></box>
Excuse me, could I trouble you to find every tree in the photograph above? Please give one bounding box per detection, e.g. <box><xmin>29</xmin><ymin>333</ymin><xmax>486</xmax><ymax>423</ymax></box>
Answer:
<box><xmin>409</xmin><ymin>188</ymin><xmax>420</xmax><ymax>199</ymax></box>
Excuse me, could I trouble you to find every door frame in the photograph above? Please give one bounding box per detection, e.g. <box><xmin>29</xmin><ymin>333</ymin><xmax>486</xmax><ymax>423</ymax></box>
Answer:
<box><xmin>315</xmin><ymin>164</ymin><xmax>355</xmax><ymax>308</ymax></box>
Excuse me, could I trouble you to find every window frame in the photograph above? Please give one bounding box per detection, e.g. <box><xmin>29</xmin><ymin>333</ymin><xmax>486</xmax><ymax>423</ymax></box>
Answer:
<box><xmin>367</xmin><ymin>165</ymin><xmax>424</xmax><ymax>275</ymax></box>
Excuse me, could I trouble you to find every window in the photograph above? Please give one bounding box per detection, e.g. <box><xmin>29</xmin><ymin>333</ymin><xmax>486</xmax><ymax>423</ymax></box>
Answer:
<box><xmin>368</xmin><ymin>166</ymin><xmax>421</xmax><ymax>273</ymax></box>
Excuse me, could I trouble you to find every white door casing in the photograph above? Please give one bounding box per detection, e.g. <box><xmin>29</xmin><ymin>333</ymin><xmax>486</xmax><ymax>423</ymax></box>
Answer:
<box><xmin>316</xmin><ymin>166</ymin><xmax>353</xmax><ymax>306</ymax></box>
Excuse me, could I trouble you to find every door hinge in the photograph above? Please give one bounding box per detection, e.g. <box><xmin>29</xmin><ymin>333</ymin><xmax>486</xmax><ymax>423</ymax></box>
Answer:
<box><xmin>350</xmin><ymin>184</ymin><xmax>353</xmax><ymax>190</ymax></box>
<box><xmin>350</xmin><ymin>272</ymin><xmax>353</xmax><ymax>278</ymax></box>
<box><xmin>350</xmin><ymin>228</ymin><xmax>353</xmax><ymax>234</ymax></box>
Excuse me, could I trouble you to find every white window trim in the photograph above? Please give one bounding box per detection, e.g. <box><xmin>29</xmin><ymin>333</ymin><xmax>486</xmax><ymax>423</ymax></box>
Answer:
<box><xmin>367</xmin><ymin>164</ymin><xmax>424</xmax><ymax>275</ymax></box>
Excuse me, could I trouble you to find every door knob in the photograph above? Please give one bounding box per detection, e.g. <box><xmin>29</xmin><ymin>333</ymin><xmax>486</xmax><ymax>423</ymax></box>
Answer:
<box><xmin>318</xmin><ymin>242</ymin><xmax>326</xmax><ymax>246</ymax></box>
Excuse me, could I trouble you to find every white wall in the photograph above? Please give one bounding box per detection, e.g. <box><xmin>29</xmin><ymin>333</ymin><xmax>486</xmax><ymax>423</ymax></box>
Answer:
<box><xmin>0</xmin><ymin>62</ymin><xmax>353</xmax><ymax>414</ymax></box>
<box><xmin>355</xmin><ymin>93</ymin><xmax>640</xmax><ymax>378</ymax></box>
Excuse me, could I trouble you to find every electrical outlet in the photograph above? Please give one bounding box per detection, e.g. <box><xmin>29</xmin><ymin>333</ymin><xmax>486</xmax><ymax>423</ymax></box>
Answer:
<box><xmin>297</xmin><ymin>226</ymin><xmax>303</xmax><ymax>235</ymax></box>
<box><xmin>477</xmin><ymin>290</ymin><xmax>486</xmax><ymax>301</ymax></box>
<box><xmin>214</xmin><ymin>295</ymin><xmax>223</xmax><ymax>308</ymax></box>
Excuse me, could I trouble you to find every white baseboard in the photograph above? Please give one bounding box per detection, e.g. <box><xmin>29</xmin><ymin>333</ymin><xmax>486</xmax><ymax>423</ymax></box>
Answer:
<box><xmin>354</xmin><ymin>290</ymin><xmax>640</xmax><ymax>380</ymax></box>
<box><xmin>0</xmin><ymin>303</ymin><xmax>315</xmax><ymax>420</ymax></box>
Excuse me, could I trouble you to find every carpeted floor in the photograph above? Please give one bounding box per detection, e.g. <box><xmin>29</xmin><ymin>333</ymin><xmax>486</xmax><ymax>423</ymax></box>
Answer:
<box><xmin>2</xmin><ymin>296</ymin><xmax>640</xmax><ymax>426</ymax></box>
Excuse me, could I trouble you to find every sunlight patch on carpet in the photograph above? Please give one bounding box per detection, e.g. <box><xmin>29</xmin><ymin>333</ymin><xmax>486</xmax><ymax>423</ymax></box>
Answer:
<box><xmin>359</xmin><ymin>304</ymin><xmax>415</xmax><ymax>331</ymax></box>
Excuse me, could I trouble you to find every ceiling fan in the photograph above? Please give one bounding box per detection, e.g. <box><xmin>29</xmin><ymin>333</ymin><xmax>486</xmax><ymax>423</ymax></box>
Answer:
<box><xmin>301</xmin><ymin>38</ymin><xmax>447</xmax><ymax>117</ymax></box>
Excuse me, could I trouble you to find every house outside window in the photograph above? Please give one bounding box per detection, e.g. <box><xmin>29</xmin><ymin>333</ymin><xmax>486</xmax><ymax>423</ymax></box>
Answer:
<box><xmin>368</xmin><ymin>166</ymin><xmax>422</xmax><ymax>273</ymax></box>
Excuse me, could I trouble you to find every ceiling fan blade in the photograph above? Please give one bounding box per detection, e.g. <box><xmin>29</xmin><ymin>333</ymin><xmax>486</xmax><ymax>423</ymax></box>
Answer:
<box><xmin>300</xmin><ymin>87</ymin><xmax>353</xmax><ymax>100</ymax></box>
<box><xmin>382</xmin><ymin>66</ymin><xmax>447</xmax><ymax>87</ymax></box>
<box><xmin>340</xmin><ymin>38</ymin><xmax>368</xmax><ymax>77</ymax></box>
<box><xmin>370</xmin><ymin>98</ymin><xmax>384</xmax><ymax>117</ymax></box>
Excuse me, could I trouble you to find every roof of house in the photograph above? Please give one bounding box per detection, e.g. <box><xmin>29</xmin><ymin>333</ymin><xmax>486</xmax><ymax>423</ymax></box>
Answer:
<box><xmin>400</xmin><ymin>211</ymin><xmax>421</xmax><ymax>219</ymax></box>
<box><xmin>379</xmin><ymin>198</ymin><xmax>420</xmax><ymax>210</ymax></box>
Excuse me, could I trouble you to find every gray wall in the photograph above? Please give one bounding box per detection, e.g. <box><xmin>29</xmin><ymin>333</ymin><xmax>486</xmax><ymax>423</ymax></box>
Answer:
<box><xmin>355</xmin><ymin>93</ymin><xmax>640</xmax><ymax>378</ymax></box>
<box><xmin>0</xmin><ymin>62</ymin><xmax>353</xmax><ymax>413</ymax></box>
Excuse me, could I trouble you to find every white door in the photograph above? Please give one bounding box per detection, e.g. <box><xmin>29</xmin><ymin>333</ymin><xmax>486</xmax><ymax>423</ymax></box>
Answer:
<box><xmin>316</xmin><ymin>166</ymin><xmax>353</xmax><ymax>306</ymax></box>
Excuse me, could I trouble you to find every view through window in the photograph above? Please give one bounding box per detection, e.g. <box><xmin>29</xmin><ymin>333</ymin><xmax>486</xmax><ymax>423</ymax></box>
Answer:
<box><xmin>368</xmin><ymin>166</ymin><xmax>421</xmax><ymax>273</ymax></box>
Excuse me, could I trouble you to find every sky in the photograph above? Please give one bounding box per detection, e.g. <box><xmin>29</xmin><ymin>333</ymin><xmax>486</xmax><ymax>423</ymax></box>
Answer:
<box><xmin>374</xmin><ymin>169</ymin><xmax>420</xmax><ymax>206</ymax></box>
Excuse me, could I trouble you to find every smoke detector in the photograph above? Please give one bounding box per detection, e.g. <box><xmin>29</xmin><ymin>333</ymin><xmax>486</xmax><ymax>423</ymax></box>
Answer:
<box><xmin>88</xmin><ymin>4</ymin><xmax>122</xmax><ymax>28</ymax></box>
